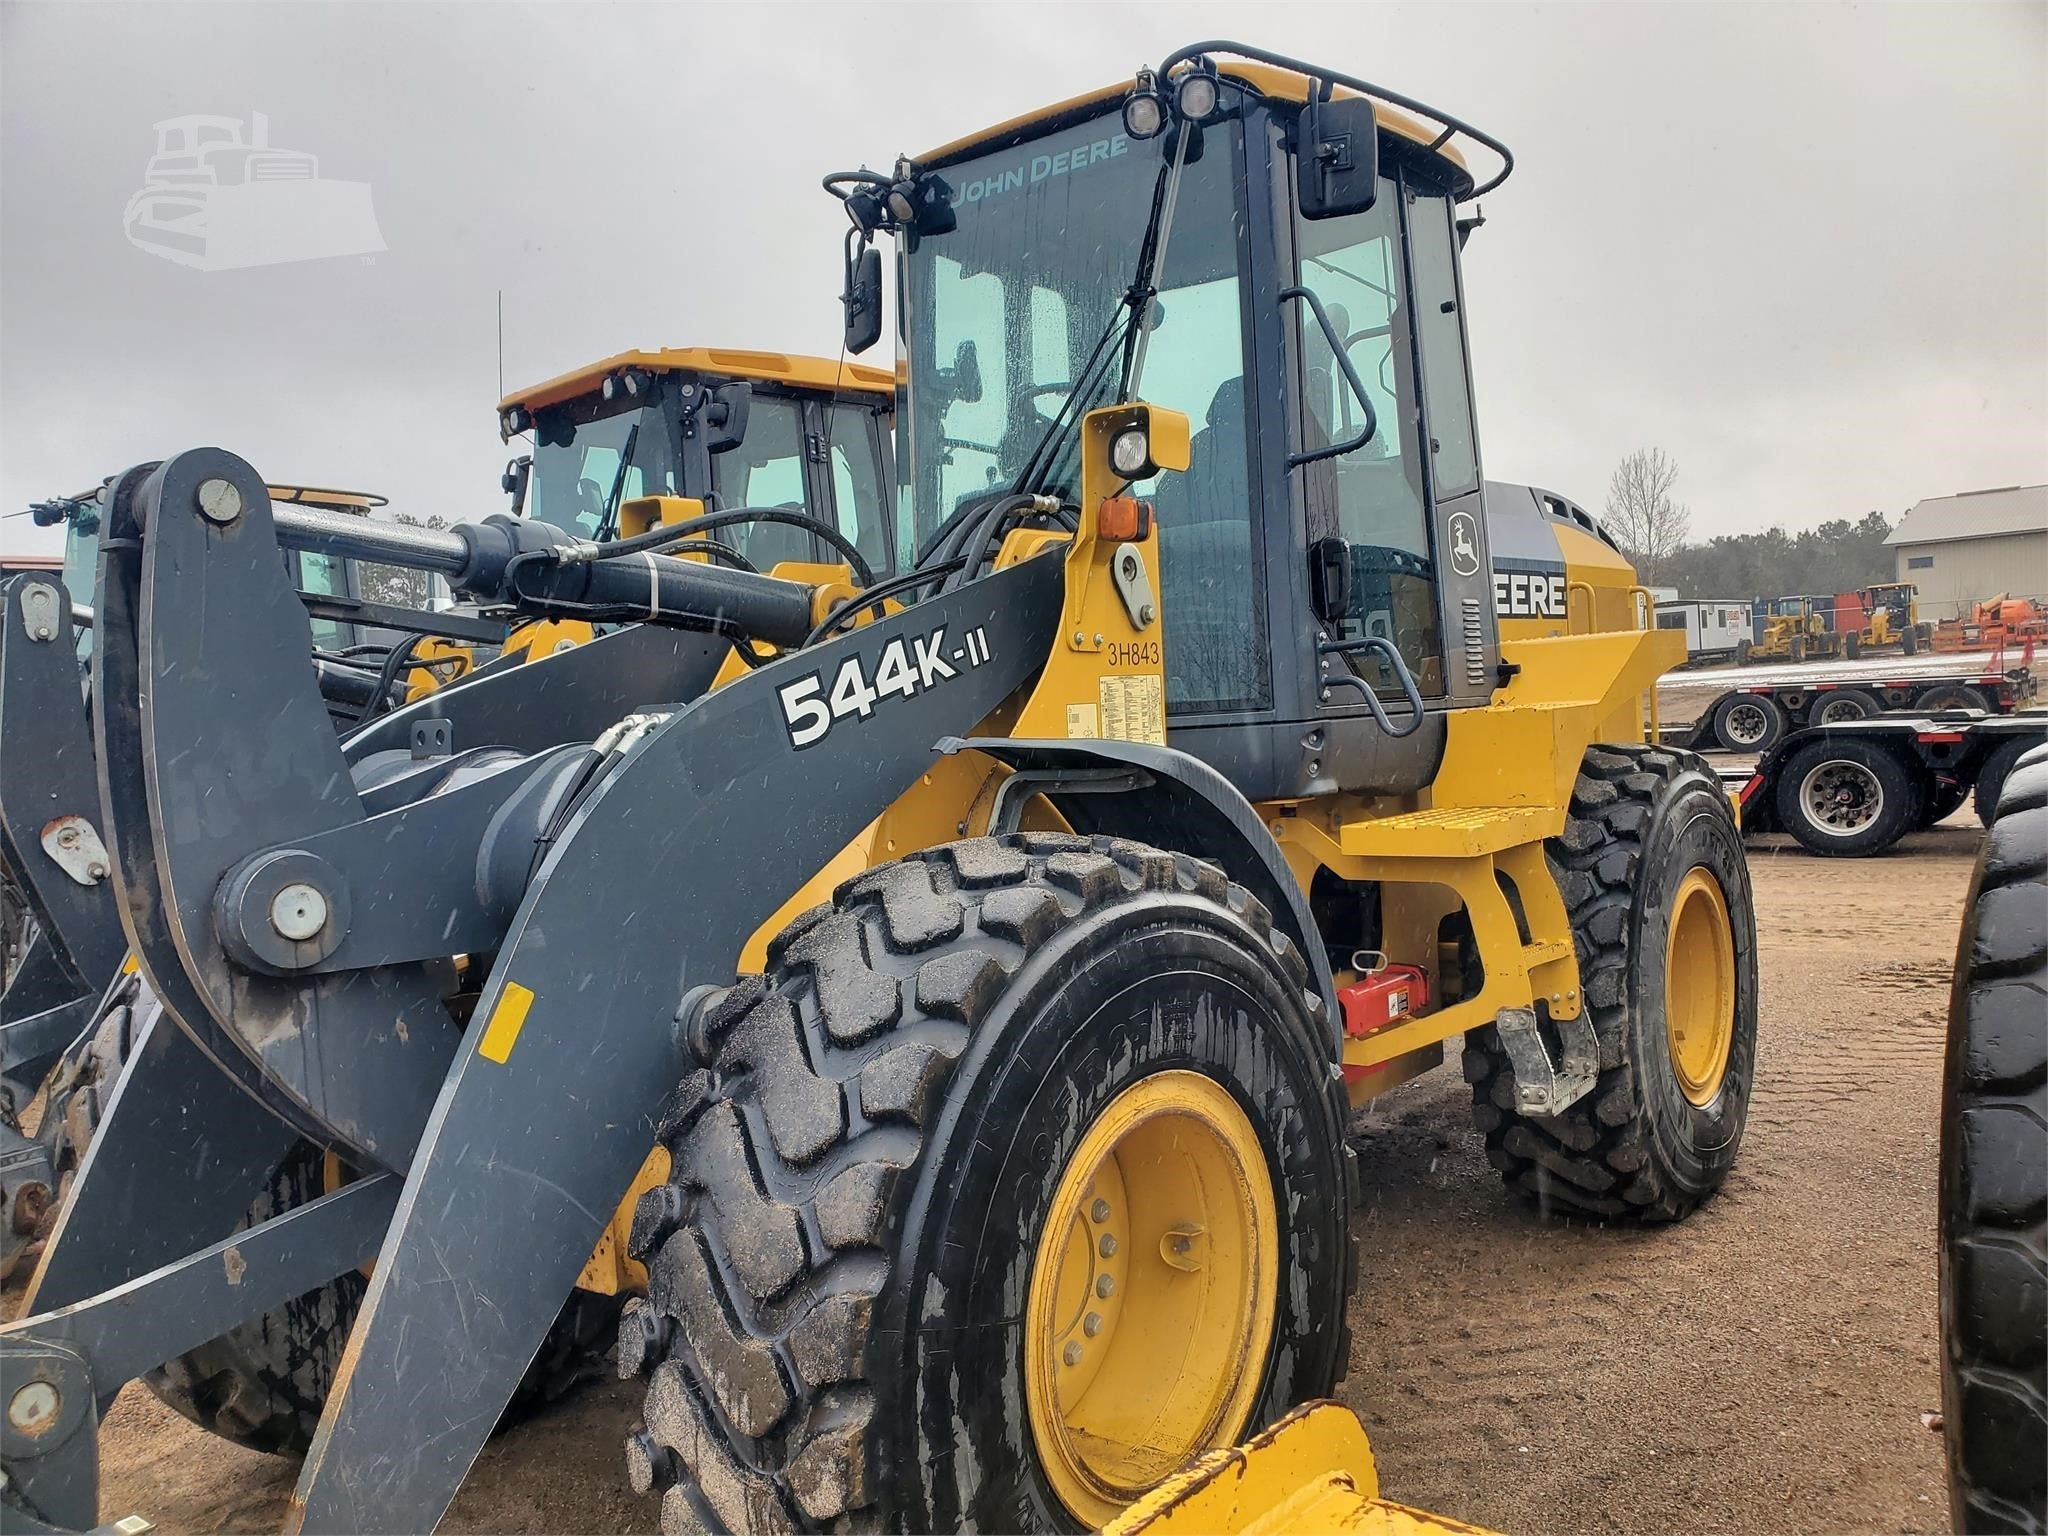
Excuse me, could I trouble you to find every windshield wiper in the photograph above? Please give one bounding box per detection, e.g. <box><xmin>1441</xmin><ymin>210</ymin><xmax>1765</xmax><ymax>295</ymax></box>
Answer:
<box><xmin>593</xmin><ymin>421</ymin><xmax>639</xmax><ymax>542</ymax></box>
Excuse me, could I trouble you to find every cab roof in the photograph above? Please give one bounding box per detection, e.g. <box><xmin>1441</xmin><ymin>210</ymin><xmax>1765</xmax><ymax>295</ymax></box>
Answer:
<box><xmin>919</xmin><ymin>59</ymin><xmax>1478</xmax><ymax>188</ymax></box>
<box><xmin>502</xmin><ymin>347</ymin><xmax>896</xmax><ymax>415</ymax></box>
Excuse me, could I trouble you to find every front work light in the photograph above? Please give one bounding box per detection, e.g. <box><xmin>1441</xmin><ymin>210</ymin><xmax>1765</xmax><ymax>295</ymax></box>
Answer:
<box><xmin>1110</xmin><ymin>426</ymin><xmax>1152</xmax><ymax>478</ymax></box>
<box><xmin>1122</xmin><ymin>69</ymin><xmax>1166</xmax><ymax>140</ymax></box>
<box><xmin>1174</xmin><ymin>69</ymin><xmax>1219</xmax><ymax>123</ymax></box>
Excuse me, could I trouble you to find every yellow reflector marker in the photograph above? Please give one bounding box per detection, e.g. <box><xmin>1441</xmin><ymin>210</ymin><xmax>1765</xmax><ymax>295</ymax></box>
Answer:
<box><xmin>478</xmin><ymin>981</ymin><xmax>536</xmax><ymax>1064</ymax></box>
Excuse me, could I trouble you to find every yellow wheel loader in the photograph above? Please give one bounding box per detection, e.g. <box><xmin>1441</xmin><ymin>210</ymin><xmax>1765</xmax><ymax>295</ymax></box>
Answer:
<box><xmin>0</xmin><ymin>42</ymin><xmax>1755</xmax><ymax>1536</ymax></box>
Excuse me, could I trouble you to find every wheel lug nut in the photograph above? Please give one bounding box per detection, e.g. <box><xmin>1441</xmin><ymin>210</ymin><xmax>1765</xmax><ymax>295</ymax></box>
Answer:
<box><xmin>1083</xmin><ymin>1311</ymin><xmax>1103</xmax><ymax>1337</ymax></box>
<box><xmin>1098</xmin><ymin>1234</ymin><xmax>1117</xmax><ymax>1258</ymax></box>
<box><xmin>1095</xmin><ymin>1273</ymin><xmax>1115</xmax><ymax>1298</ymax></box>
<box><xmin>1063</xmin><ymin>1341</ymin><xmax>1083</xmax><ymax>1367</ymax></box>
<box><xmin>1090</xmin><ymin>1199</ymin><xmax>1110</xmax><ymax>1223</ymax></box>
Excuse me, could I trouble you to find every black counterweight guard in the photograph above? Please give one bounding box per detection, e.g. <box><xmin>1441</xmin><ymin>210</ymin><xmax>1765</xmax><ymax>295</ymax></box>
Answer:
<box><xmin>290</xmin><ymin>551</ymin><xmax>1065</xmax><ymax>1533</ymax></box>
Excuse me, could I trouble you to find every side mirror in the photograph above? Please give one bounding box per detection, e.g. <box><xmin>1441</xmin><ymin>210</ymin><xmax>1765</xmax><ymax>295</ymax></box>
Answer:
<box><xmin>704</xmin><ymin>380</ymin><xmax>751</xmax><ymax>455</ymax></box>
<box><xmin>1297</xmin><ymin>91</ymin><xmax>1378</xmax><ymax>220</ymax></box>
<box><xmin>842</xmin><ymin>244</ymin><xmax>884</xmax><ymax>356</ymax></box>
<box><xmin>942</xmin><ymin>340</ymin><xmax>982</xmax><ymax>406</ymax></box>
<box><xmin>500</xmin><ymin>454</ymin><xmax>532</xmax><ymax>514</ymax></box>
<box><xmin>1308</xmin><ymin>536</ymin><xmax>1353</xmax><ymax>622</ymax></box>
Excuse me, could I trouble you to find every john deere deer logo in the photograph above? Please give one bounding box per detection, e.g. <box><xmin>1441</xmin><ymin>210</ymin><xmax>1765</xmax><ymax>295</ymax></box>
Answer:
<box><xmin>124</xmin><ymin>114</ymin><xmax>385</xmax><ymax>272</ymax></box>
<box><xmin>1448</xmin><ymin>511</ymin><xmax>1480</xmax><ymax>577</ymax></box>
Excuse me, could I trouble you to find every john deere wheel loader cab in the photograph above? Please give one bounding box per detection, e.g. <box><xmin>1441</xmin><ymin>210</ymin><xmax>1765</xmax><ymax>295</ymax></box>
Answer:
<box><xmin>498</xmin><ymin>346</ymin><xmax>899</xmax><ymax>576</ymax></box>
<box><xmin>0</xmin><ymin>42</ymin><xmax>1751</xmax><ymax>1536</ymax></box>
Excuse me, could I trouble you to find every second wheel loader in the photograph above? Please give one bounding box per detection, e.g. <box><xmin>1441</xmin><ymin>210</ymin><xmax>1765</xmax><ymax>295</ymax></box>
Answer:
<box><xmin>0</xmin><ymin>41</ymin><xmax>1756</xmax><ymax>1536</ymax></box>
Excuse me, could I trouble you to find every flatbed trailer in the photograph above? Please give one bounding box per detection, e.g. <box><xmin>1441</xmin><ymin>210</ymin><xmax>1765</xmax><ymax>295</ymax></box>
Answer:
<box><xmin>1671</xmin><ymin>655</ymin><xmax>2037</xmax><ymax>753</ymax></box>
<box><xmin>1729</xmin><ymin>711</ymin><xmax>2048</xmax><ymax>856</ymax></box>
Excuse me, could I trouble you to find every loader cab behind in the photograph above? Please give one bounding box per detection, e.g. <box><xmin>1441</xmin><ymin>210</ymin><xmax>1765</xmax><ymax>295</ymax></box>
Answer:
<box><xmin>499</xmin><ymin>348</ymin><xmax>898</xmax><ymax>576</ymax></box>
<box><xmin>895</xmin><ymin>61</ymin><xmax>1510</xmax><ymax>800</ymax></box>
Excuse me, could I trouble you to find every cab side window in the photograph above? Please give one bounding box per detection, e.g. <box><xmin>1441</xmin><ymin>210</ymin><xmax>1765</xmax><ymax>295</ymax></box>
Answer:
<box><xmin>828</xmin><ymin>404</ymin><xmax>890</xmax><ymax>574</ymax></box>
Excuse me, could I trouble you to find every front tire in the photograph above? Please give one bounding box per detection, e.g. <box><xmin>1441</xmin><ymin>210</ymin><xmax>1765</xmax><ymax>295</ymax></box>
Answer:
<box><xmin>1941</xmin><ymin>746</ymin><xmax>2047</xmax><ymax>1533</ymax></box>
<box><xmin>1976</xmin><ymin>737</ymin><xmax>2039</xmax><ymax>829</ymax></box>
<box><xmin>623</xmin><ymin>834</ymin><xmax>1353</xmax><ymax>1532</ymax></box>
<box><xmin>1463</xmin><ymin>745</ymin><xmax>1758</xmax><ymax>1221</ymax></box>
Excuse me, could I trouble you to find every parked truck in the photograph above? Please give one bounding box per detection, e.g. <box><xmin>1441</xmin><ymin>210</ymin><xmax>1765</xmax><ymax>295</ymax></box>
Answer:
<box><xmin>1679</xmin><ymin>658</ymin><xmax>2038</xmax><ymax>752</ymax></box>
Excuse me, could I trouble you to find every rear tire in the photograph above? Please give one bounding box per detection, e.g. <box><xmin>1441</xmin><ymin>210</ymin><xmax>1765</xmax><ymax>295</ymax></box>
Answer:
<box><xmin>1776</xmin><ymin>737</ymin><xmax>1922</xmax><ymax>857</ymax></box>
<box><xmin>1789</xmin><ymin>636</ymin><xmax>1808</xmax><ymax>663</ymax></box>
<box><xmin>623</xmin><ymin>834</ymin><xmax>1353</xmax><ymax>1532</ymax></box>
<box><xmin>1711</xmin><ymin>692</ymin><xmax>1784</xmax><ymax>752</ymax></box>
<box><xmin>1463</xmin><ymin>746</ymin><xmax>1758</xmax><ymax>1221</ymax></box>
<box><xmin>1921</xmin><ymin>778</ymin><xmax>1971</xmax><ymax>829</ymax></box>
<box><xmin>1905</xmin><ymin>624</ymin><xmax>1924</xmax><ymax>656</ymax></box>
<box><xmin>1845</xmin><ymin>632</ymin><xmax>1863</xmax><ymax>660</ymax></box>
<box><xmin>1977</xmin><ymin>737</ymin><xmax>2039</xmax><ymax>829</ymax></box>
<box><xmin>1941</xmin><ymin>746</ymin><xmax>2047</xmax><ymax>1534</ymax></box>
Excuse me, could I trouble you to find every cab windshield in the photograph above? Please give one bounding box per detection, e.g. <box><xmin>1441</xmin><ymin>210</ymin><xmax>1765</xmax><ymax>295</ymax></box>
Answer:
<box><xmin>899</xmin><ymin>98</ymin><xmax>1265</xmax><ymax>710</ymax></box>
<box><xmin>528</xmin><ymin>401</ymin><xmax>681</xmax><ymax>539</ymax></box>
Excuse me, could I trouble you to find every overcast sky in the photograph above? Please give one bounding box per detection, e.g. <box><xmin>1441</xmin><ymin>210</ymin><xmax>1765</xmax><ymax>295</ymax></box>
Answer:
<box><xmin>3</xmin><ymin>1</ymin><xmax>2043</xmax><ymax>557</ymax></box>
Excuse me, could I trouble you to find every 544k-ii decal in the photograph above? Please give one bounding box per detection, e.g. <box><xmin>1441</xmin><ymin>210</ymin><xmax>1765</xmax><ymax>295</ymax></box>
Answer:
<box><xmin>777</xmin><ymin>623</ymin><xmax>993</xmax><ymax>749</ymax></box>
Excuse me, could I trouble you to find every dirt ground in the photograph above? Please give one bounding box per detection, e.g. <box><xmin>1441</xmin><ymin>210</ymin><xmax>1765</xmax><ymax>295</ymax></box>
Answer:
<box><xmin>22</xmin><ymin>817</ymin><xmax>1982</xmax><ymax>1535</ymax></box>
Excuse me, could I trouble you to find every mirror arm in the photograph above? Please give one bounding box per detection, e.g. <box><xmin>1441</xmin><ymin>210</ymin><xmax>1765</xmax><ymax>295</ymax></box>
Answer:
<box><xmin>1281</xmin><ymin>285</ymin><xmax>1378</xmax><ymax>468</ymax></box>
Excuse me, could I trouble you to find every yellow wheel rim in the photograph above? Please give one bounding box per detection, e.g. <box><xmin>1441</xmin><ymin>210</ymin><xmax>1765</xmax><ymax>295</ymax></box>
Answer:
<box><xmin>1024</xmin><ymin>1070</ymin><xmax>1278</xmax><ymax>1527</ymax></box>
<box><xmin>1665</xmin><ymin>867</ymin><xmax>1736</xmax><ymax>1106</ymax></box>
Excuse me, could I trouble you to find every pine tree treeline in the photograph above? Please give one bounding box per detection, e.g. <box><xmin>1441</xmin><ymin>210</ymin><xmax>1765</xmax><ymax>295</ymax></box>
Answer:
<box><xmin>1651</xmin><ymin>510</ymin><xmax>1896</xmax><ymax>600</ymax></box>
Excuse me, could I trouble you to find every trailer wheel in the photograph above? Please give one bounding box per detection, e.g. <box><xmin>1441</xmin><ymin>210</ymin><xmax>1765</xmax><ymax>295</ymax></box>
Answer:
<box><xmin>1463</xmin><ymin>745</ymin><xmax>1757</xmax><ymax>1222</ymax></box>
<box><xmin>1711</xmin><ymin>693</ymin><xmax>1784</xmax><ymax>752</ymax></box>
<box><xmin>41</xmin><ymin>979</ymin><xmax>618</xmax><ymax>1457</ymax></box>
<box><xmin>1775</xmin><ymin>737</ymin><xmax>1922</xmax><ymax>856</ymax></box>
<box><xmin>1921</xmin><ymin>685</ymin><xmax>1991</xmax><ymax>715</ymax></box>
<box><xmin>1941</xmin><ymin>745</ymin><xmax>2047</xmax><ymax>1534</ymax></box>
<box><xmin>1813</xmin><ymin>690</ymin><xmax>1879</xmax><ymax>725</ymax></box>
<box><xmin>1976</xmin><ymin>737</ymin><xmax>2038</xmax><ymax>828</ymax></box>
<box><xmin>624</xmin><ymin>834</ymin><xmax>1352</xmax><ymax>1532</ymax></box>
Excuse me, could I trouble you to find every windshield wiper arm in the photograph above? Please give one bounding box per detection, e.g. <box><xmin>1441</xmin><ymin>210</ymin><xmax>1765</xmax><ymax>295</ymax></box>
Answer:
<box><xmin>594</xmin><ymin>422</ymin><xmax>640</xmax><ymax>542</ymax></box>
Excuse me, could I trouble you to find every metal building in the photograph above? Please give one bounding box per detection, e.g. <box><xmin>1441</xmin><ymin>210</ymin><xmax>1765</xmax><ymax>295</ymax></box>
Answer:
<box><xmin>1884</xmin><ymin>484</ymin><xmax>2048</xmax><ymax>622</ymax></box>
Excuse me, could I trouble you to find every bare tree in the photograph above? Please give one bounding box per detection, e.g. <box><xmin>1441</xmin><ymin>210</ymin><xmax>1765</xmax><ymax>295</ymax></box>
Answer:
<box><xmin>1603</xmin><ymin>447</ymin><xmax>1691</xmax><ymax>584</ymax></box>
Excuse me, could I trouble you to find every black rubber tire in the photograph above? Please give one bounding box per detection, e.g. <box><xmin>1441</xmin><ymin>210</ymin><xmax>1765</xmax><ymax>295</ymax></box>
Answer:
<box><xmin>1711</xmin><ymin>692</ymin><xmax>1785</xmax><ymax>753</ymax></box>
<box><xmin>1922</xmin><ymin>685</ymin><xmax>1992</xmax><ymax>715</ymax></box>
<box><xmin>43</xmin><ymin>980</ymin><xmax>619</xmax><ymax>1457</ymax></box>
<box><xmin>622</xmin><ymin>833</ymin><xmax>1354</xmax><ymax>1532</ymax></box>
<box><xmin>1941</xmin><ymin>745</ymin><xmax>2047</xmax><ymax>1534</ymax></box>
<box><xmin>1845</xmin><ymin>632</ymin><xmax>1863</xmax><ymax>660</ymax></box>
<box><xmin>1789</xmin><ymin>635</ymin><xmax>1808</xmax><ymax>663</ymax></box>
<box><xmin>1905</xmin><ymin>624</ymin><xmax>1924</xmax><ymax>656</ymax></box>
<box><xmin>1735</xmin><ymin>639</ymin><xmax>1752</xmax><ymax>666</ymax></box>
<box><xmin>1462</xmin><ymin>745</ymin><xmax>1758</xmax><ymax>1222</ymax></box>
<box><xmin>1977</xmin><ymin>737</ymin><xmax>2041</xmax><ymax>829</ymax></box>
<box><xmin>1813</xmin><ymin>689</ymin><xmax>1879</xmax><ymax>725</ymax></box>
<box><xmin>1775</xmin><ymin>736</ymin><xmax>1923</xmax><ymax>857</ymax></box>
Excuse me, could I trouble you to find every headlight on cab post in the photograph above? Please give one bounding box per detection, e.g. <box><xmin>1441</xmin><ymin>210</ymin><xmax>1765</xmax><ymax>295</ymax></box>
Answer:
<box><xmin>1122</xmin><ymin>68</ymin><xmax>1167</xmax><ymax>140</ymax></box>
<box><xmin>1109</xmin><ymin>426</ymin><xmax>1152</xmax><ymax>479</ymax></box>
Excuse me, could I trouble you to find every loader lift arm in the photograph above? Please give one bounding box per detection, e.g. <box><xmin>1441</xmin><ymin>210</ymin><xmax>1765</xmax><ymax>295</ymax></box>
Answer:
<box><xmin>3</xmin><ymin>448</ymin><xmax>1070</xmax><ymax>1533</ymax></box>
